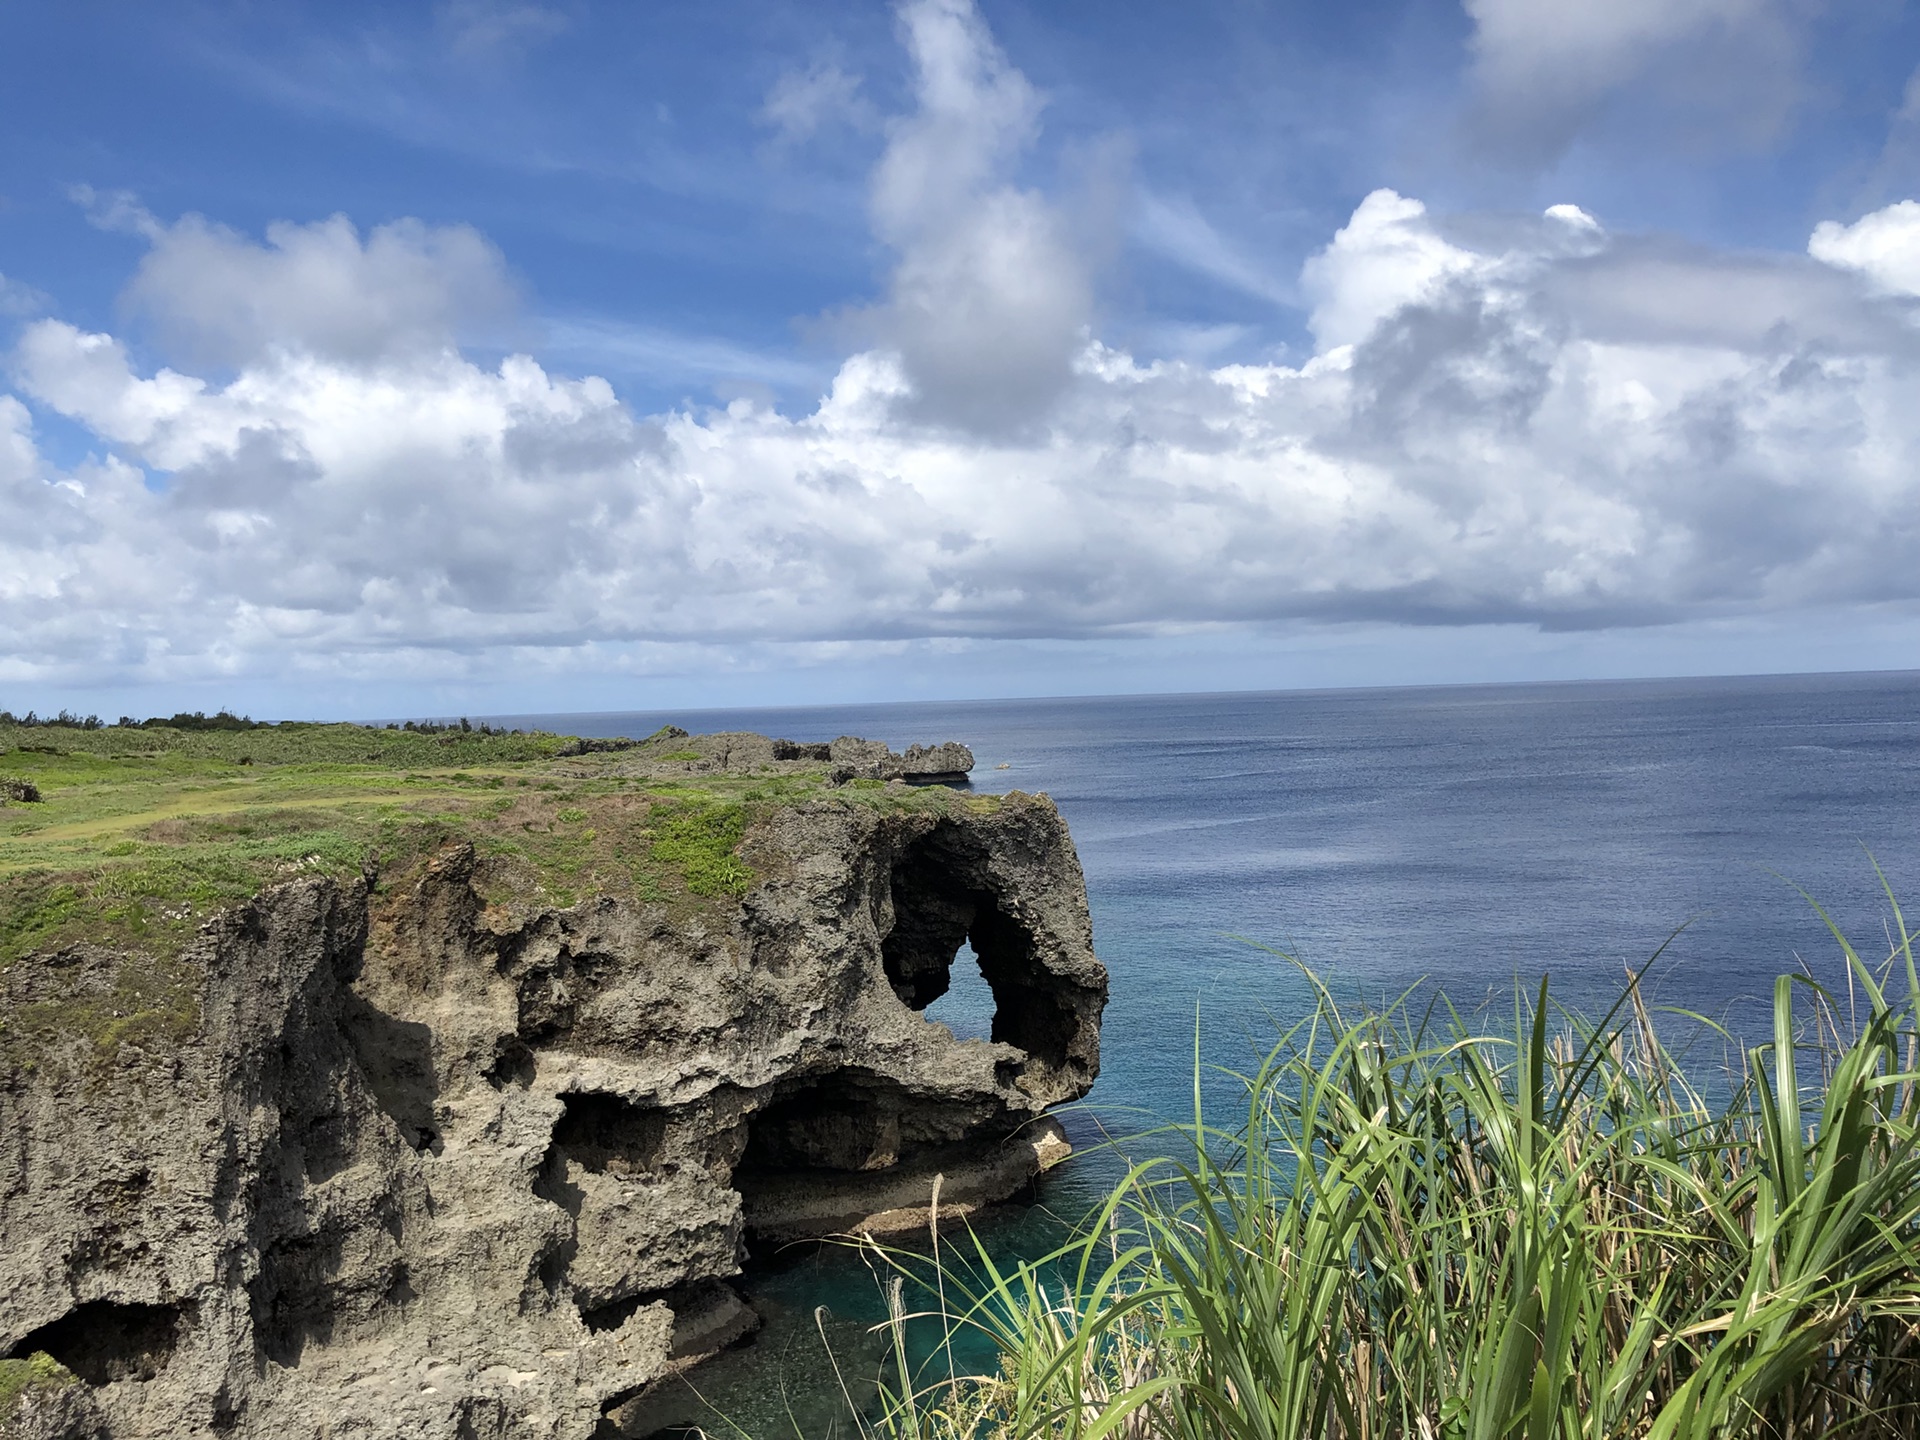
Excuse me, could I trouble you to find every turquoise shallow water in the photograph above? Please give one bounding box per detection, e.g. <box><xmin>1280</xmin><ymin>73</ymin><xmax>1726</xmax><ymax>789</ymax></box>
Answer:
<box><xmin>495</xmin><ymin>671</ymin><xmax>1920</xmax><ymax>1429</ymax></box>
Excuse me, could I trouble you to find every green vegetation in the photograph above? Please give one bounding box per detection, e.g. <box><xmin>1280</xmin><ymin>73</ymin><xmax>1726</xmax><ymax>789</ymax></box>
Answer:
<box><xmin>880</xmin><ymin>898</ymin><xmax>1920</xmax><ymax>1439</ymax></box>
<box><xmin>648</xmin><ymin>799</ymin><xmax>753</xmax><ymax>897</ymax></box>
<box><xmin>0</xmin><ymin>1352</ymin><xmax>77</xmax><ymax>1426</ymax></box>
<box><xmin>0</xmin><ymin>718</ymin><xmax>984</xmax><ymax>1068</ymax></box>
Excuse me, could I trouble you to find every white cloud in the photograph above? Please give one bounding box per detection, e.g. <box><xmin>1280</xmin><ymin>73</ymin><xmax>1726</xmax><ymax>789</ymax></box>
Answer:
<box><xmin>14</xmin><ymin>324</ymin><xmax>208</xmax><ymax>453</ymax></box>
<box><xmin>1810</xmin><ymin>201</ymin><xmax>1920</xmax><ymax>298</ymax></box>
<box><xmin>11</xmin><ymin>182</ymin><xmax>1920</xmax><ymax>690</ymax></box>
<box><xmin>120</xmin><ymin>210</ymin><xmax>516</xmax><ymax>369</ymax></box>
<box><xmin>1301</xmin><ymin>191</ymin><xmax>1486</xmax><ymax>350</ymax></box>
<box><xmin>0</xmin><ymin>273</ymin><xmax>51</xmax><ymax>318</ymax></box>
<box><xmin>1544</xmin><ymin>204</ymin><xmax>1601</xmax><ymax>232</ymax></box>
<box><xmin>761</xmin><ymin>59</ymin><xmax>872</xmax><ymax>144</ymax></box>
<box><xmin>1132</xmin><ymin>191</ymin><xmax>1292</xmax><ymax>306</ymax></box>
<box><xmin>860</xmin><ymin>0</ymin><xmax>1092</xmax><ymax>434</ymax></box>
<box><xmin>1462</xmin><ymin>0</ymin><xmax>1802</xmax><ymax>162</ymax></box>
<box><xmin>8</xmin><ymin>5</ymin><xmax>1920</xmax><ymax>696</ymax></box>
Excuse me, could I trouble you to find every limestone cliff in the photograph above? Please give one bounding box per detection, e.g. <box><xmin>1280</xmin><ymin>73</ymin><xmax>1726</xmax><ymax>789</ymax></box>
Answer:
<box><xmin>0</xmin><ymin>759</ymin><xmax>1104</xmax><ymax>1439</ymax></box>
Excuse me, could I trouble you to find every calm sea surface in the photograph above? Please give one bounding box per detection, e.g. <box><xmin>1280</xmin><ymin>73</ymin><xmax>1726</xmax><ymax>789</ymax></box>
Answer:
<box><xmin>493</xmin><ymin>670</ymin><xmax>1920</xmax><ymax>1427</ymax></box>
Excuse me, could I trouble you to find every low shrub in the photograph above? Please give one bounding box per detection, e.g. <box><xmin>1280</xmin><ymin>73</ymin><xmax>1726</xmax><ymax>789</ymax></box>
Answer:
<box><xmin>646</xmin><ymin>800</ymin><xmax>752</xmax><ymax>898</ymax></box>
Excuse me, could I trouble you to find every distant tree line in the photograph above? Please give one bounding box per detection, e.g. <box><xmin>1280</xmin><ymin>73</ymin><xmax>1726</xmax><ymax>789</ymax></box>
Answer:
<box><xmin>0</xmin><ymin>710</ymin><xmax>105</xmax><ymax>729</ymax></box>
<box><xmin>1</xmin><ymin>708</ymin><xmax>528</xmax><ymax>736</ymax></box>
<box><xmin>383</xmin><ymin>718</ymin><xmax>522</xmax><ymax>735</ymax></box>
<box><xmin>0</xmin><ymin>709</ymin><xmax>264</xmax><ymax>731</ymax></box>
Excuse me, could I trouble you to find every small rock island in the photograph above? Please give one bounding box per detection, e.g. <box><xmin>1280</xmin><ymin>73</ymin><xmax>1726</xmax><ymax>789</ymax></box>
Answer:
<box><xmin>0</xmin><ymin>722</ymin><xmax>1106</xmax><ymax>1438</ymax></box>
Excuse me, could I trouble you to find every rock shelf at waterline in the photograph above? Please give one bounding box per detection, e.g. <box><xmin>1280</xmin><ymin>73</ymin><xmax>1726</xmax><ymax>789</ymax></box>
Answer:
<box><xmin>0</xmin><ymin>720</ymin><xmax>1106</xmax><ymax>1439</ymax></box>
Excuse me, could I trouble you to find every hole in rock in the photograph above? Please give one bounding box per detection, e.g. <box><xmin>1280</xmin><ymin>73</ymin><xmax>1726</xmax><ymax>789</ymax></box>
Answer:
<box><xmin>880</xmin><ymin>828</ymin><xmax>1080</xmax><ymax>1074</ymax></box>
<box><xmin>970</xmin><ymin>901</ymin><xmax>1081</xmax><ymax>1076</ymax></box>
<box><xmin>921</xmin><ymin>938</ymin><xmax>994</xmax><ymax>1043</ymax></box>
<box><xmin>456</xmin><ymin>1405</ymin><xmax>509</xmax><ymax>1440</ymax></box>
<box><xmin>579</xmin><ymin>1292</ymin><xmax>654</xmax><ymax>1335</ymax></box>
<box><xmin>546</xmin><ymin>1092</ymin><xmax>667</xmax><ymax>1178</ymax></box>
<box><xmin>9</xmin><ymin>1301</ymin><xmax>183</xmax><ymax>1385</ymax></box>
<box><xmin>532</xmin><ymin>1092</ymin><xmax>671</xmax><ymax>1291</ymax></box>
<box><xmin>771</xmin><ymin>738</ymin><xmax>831</xmax><ymax>761</ymax></box>
<box><xmin>384</xmin><ymin>1263</ymin><xmax>417</xmax><ymax>1309</ymax></box>
<box><xmin>576</xmin><ymin>1279</ymin><xmax>749</xmax><ymax>1344</ymax></box>
<box><xmin>482</xmin><ymin>1037</ymin><xmax>536</xmax><ymax>1089</ymax></box>
<box><xmin>536</xmin><ymin>1236</ymin><xmax>578</xmax><ymax>1296</ymax></box>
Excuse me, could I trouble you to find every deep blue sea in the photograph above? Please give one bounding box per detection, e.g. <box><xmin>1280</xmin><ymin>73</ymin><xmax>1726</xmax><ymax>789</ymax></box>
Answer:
<box><xmin>492</xmin><ymin>670</ymin><xmax>1920</xmax><ymax>1429</ymax></box>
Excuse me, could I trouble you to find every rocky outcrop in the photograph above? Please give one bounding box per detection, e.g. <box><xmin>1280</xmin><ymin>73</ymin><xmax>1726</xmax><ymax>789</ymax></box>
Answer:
<box><xmin>821</xmin><ymin>738</ymin><xmax>974</xmax><ymax>784</ymax></box>
<box><xmin>542</xmin><ymin>730</ymin><xmax>975</xmax><ymax>788</ymax></box>
<box><xmin>0</xmin><ymin>774</ymin><xmax>1103</xmax><ymax>1439</ymax></box>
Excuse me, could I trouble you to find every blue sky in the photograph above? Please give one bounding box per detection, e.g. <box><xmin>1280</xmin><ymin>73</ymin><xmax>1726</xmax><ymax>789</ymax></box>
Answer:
<box><xmin>4</xmin><ymin>0</ymin><xmax>1920</xmax><ymax>720</ymax></box>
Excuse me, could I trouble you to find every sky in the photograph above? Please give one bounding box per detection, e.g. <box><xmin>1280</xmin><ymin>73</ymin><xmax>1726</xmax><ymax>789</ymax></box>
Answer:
<box><xmin>4</xmin><ymin>0</ymin><xmax>1920</xmax><ymax>720</ymax></box>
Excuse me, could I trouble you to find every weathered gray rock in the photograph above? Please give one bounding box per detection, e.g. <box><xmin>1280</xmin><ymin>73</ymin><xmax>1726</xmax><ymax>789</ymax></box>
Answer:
<box><xmin>558</xmin><ymin>730</ymin><xmax>975</xmax><ymax>787</ymax></box>
<box><xmin>3</xmin><ymin>1377</ymin><xmax>109</xmax><ymax>1440</ymax></box>
<box><xmin>0</xmin><ymin>783</ymin><xmax>1103</xmax><ymax>1439</ymax></box>
<box><xmin>826</xmin><ymin>737</ymin><xmax>974</xmax><ymax>784</ymax></box>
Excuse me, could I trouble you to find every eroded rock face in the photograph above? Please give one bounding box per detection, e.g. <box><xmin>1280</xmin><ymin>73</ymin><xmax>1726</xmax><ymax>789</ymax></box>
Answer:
<box><xmin>0</xmin><ymin>785</ymin><xmax>1103</xmax><ymax>1439</ymax></box>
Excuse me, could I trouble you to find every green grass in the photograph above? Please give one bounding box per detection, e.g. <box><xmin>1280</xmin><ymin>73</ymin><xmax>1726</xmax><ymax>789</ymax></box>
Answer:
<box><xmin>0</xmin><ymin>719</ymin><xmax>997</xmax><ymax>1070</ymax></box>
<box><xmin>648</xmin><ymin>799</ymin><xmax>753</xmax><ymax>897</ymax></box>
<box><xmin>877</xmin><ymin>881</ymin><xmax>1920</xmax><ymax>1440</ymax></box>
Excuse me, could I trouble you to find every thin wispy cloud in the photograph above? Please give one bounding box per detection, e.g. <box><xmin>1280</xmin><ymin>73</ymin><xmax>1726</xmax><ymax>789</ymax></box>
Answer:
<box><xmin>539</xmin><ymin>316</ymin><xmax>829</xmax><ymax>391</ymax></box>
<box><xmin>1132</xmin><ymin>191</ymin><xmax>1294</xmax><ymax>307</ymax></box>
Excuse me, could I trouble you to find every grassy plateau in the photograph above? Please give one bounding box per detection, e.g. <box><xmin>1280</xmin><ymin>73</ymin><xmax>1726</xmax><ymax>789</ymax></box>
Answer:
<box><xmin>0</xmin><ymin>717</ymin><xmax>983</xmax><ymax>1069</ymax></box>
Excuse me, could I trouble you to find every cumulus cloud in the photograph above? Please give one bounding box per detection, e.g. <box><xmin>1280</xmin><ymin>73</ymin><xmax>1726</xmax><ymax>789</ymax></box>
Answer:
<box><xmin>1462</xmin><ymin>0</ymin><xmax>1802</xmax><ymax>163</ymax></box>
<box><xmin>1810</xmin><ymin>201</ymin><xmax>1920</xmax><ymax>298</ymax></box>
<box><xmin>8</xmin><ymin>1</ymin><xmax>1920</xmax><ymax>694</ymax></box>
<box><xmin>860</xmin><ymin>0</ymin><xmax>1092</xmax><ymax>434</ymax></box>
<box><xmin>1302</xmin><ymin>191</ymin><xmax>1489</xmax><ymax>350</ymax></box>
<box><xmin>113</xmin><ymin>205</ymin><xmax>516</xmax><ymax>369</ymax></box>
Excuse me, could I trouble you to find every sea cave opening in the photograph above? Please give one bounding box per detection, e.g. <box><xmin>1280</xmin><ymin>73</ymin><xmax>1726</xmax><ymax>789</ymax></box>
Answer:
<box><xmin>879</xmin><ymin>830</ymin><xmax>1079</xmax><ymax>1075</ymax></box>
<box><xmin>738</xmin><ymin>1068</ymin><xmax>910</xmax><ymax>1174</ymax></box>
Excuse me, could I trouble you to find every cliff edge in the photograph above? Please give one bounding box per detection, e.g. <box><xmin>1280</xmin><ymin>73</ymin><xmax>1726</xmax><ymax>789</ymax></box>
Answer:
<box><xmin>0</xmin><ymin>726</ymin><xmax>1105</xmax><ymax>1439</ymax></box>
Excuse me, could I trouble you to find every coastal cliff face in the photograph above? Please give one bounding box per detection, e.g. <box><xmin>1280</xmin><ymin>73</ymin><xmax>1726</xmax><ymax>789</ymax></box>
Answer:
<box><xmin>0</xmin><ymin>772</ymin><xmax>1104</xmax><ymax>1439</ymax></box>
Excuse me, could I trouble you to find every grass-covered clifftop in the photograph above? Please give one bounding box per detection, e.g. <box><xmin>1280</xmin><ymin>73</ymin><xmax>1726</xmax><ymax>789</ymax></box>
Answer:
<box><xmin>0</xmin><ymin>719</ymin><xmax>993</xmax><ymax>1066</ymax></box>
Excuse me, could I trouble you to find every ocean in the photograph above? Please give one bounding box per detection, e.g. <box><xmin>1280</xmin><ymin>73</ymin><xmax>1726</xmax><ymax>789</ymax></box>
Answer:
<box><xmin>493</xmin><ymin>669</ymin><xmax>1920</xmax><ymax>1428</ymax></box>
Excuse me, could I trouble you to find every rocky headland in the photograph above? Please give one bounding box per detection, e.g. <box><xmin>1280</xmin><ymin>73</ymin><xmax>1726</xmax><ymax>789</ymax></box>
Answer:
<box><xmin>0</xmin><ymin>725</ymin><xmax>1105</xmax><ymax>1439</ymax></box>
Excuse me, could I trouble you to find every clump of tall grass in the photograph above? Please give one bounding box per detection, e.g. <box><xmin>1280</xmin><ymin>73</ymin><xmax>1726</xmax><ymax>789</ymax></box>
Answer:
<box><xmin>878</xmin><ymin>891</ymin><xmax>1920</xmax><ymax>1439</ymax></box>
